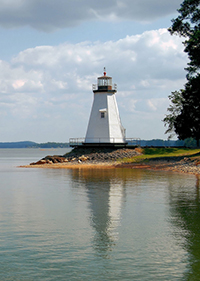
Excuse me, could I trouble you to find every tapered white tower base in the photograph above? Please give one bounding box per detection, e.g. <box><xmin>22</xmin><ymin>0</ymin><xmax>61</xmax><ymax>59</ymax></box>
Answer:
<box><xmin>84</xmin><ymin>70</ymin><xmax>126</xmax><ymax>146</ymax></box>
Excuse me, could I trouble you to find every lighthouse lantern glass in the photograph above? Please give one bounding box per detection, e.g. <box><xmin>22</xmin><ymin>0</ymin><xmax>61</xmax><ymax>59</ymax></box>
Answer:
<box><xmin>98</xmin><ymin>77</ymin><xmax>112</xmax><ymax>87</ymax></box>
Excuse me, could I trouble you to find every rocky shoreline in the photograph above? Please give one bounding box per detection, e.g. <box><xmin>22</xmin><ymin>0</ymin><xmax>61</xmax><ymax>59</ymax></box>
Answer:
<box><xmin>124</xmin><ymin>157</ymin><xmax>200</xmax><ymax>175</ymax></box>
<box><xmin>29</xmin><ymin>147</ymin><xmax>141</xmax><ymax>165</ymax></box>
<box><xmin>21</xmin><ymin>147</ymin><xmax>200</xmax><ymax>175</ymax></box>
<box><xmin>152</xmin><ymin>157</ymin><xmax>200</xmax><ymax>175</ymax></box>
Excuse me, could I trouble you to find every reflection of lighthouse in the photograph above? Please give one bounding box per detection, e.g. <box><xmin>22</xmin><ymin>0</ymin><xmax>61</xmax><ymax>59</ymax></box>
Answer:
<box><xmin>84</xmin><ymin>68</ymin><xmax>126</xmax><ymax>145</ymax></box>
<box><xmin>69</xmin><ymin>168</ymin><xmax>143</xmax><ymax>257</ymax></box>
<box><xmin>72</xmin><ymin>169</ymin><xmax>126</xmax><ymax>256</ymax></box>
<box><xmin>88</xmin><ymin>180</ymin><xmax>124</xmax><ymax>256</ymax></box>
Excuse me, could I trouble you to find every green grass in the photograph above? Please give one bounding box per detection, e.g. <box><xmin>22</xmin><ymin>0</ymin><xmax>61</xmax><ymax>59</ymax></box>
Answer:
<box><xmin>119</xmin><ymin>147</ymin><xmax>200</xmax><ymax>163</ymax></box>
<box><xmin>143</xmin><ymin>147</ymin><xmax>200</xmax><ymax>156</ymax></box>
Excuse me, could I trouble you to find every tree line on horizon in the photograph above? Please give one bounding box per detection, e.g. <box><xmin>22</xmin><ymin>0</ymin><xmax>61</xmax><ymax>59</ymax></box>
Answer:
<box><xmin>0</xmin><ymin>138</ymin><xmax>198</xmax><ymax>148</ymax></box>
<box><xmin>0</xmin><ymin>141</ymin><xmax>70</xmax><ymax>149</ymax></box>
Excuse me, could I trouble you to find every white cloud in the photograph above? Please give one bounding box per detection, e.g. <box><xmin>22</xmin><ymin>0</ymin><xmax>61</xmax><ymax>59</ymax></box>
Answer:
<box><xmin>12</xmin><ymin>79</ymin><xmax>26</xmax><ymax>89</ymax></box>
<box><xmin>0</xmin><ymin>28</ymin><xmax>187</xmax><ymax>141</ymax></box>
<box><xmin>0</xmin><ymin>0</ymin><xmax>182</xmax><ymax>31</ymax></box>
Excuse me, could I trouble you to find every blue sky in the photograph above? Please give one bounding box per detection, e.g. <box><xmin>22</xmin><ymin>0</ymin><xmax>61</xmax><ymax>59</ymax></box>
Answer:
<box><xmin>0</xmin><ymin>0</ymin><xmax>186</xmax><ymax>142</ymax></box>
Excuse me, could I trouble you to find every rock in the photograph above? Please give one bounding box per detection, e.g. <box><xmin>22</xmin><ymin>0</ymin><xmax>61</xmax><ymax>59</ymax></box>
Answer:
<box><xmin>44</xmin><ymin>155</ymin><xmax>66</xmax><ymax>163</ymax></box>
<box><xmin>31</xmin><ymin>159</ymin><xmax>47</xmax><ymax>165</ymax></box>
<box><xmin>79</xmin><ymin>155</ymin><xmax>88</xmax><ymax>162</ymax></box>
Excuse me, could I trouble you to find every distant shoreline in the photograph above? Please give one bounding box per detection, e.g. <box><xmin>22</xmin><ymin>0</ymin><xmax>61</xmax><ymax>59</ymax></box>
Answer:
<box><xmin>0</xmin><ymin>138</ymin><xmax>191</xmax><ymax>148</ymax></box>
<box><xmin>0</xmin><ymin>141</ymin><xmax>70</xmax><ymax>149</ymax></box>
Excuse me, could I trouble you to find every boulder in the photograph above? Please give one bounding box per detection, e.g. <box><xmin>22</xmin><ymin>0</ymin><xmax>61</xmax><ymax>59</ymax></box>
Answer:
<box><xmin>30</xmin><ymin>159</ymin><xmax>47</xmax><ymax>165</ymax></box>
<box><xmin>79</xmin><ymin>155</ymin><xmax>88</xmax><ymax>162</ymax></box>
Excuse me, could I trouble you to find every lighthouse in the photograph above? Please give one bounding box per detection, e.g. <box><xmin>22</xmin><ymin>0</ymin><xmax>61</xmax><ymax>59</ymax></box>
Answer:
<box><xmin>84</xmin><ymin>68</ymin><xmax>126</xmax><ymax>146</ymax></box>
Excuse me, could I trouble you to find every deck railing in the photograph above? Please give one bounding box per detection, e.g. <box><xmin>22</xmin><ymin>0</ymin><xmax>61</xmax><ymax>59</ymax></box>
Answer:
<box><xmin>69</xmin><ymin>138</ymin><xmax>141</xmax><ymax>146</ymax></box>
<box><xmin>92</xmin><ymin>84</ymin><xmax>117</xmax><ymax>91</ymax></box>
<box><xmin>125</xmin><ymin>138</ymin><xmax>141</xmax><ymax>146</ymax></box>
<box><xmin>69</xmin><ymin>138</ymin><xmax>85</xmax><ymax>146</ymax></box>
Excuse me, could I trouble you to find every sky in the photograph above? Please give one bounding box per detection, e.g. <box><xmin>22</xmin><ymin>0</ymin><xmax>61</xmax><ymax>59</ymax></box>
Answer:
<box><xmin>0</xmin><ymin>0</ymin><xmax>187</xmax><ymax>143</ymax></box>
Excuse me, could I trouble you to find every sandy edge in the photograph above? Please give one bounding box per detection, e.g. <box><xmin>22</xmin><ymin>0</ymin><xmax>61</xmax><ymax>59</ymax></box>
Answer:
<box><xmin>19</xmin><ymin>162</ymin><xmax>118</xmax><ymax>169</ymax></box>
<box><xmin>19</xmin><ymin>160</ymin><xmax>200</xmax><ymax>175</ymax></box>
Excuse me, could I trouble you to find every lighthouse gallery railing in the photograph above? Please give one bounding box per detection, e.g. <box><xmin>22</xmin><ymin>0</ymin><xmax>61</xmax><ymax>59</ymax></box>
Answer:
<box><xmin>69</xmin><ymin>138</ymin><xmax>141</xmax><ymax>146</ymax></box>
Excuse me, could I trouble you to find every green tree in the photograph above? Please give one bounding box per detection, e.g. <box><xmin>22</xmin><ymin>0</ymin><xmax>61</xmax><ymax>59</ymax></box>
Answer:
<box><xmin>169</xmin><ymin>0</ymin><xmax>200</xmax><ymax>78</ymax></box>
<box><xmin>174</xmin><ymin>75</ymin><xmax>200</xmax><ymax>146</ymax></box>
<box><xmin>184</xmin><ymin>137</ymin><xmax>197</xmax><ymax>147</ymax></box>
<box><xmin>163</xmin><ymin>90</ymin><xmax>184</xmax><ymax>139</ymax></box>
<box><xmin>164</xmin><ymin>75</ymin><xmax>200</xmax><ymax>146</ymax></box>
<box><xmin>164</xmin><ymin>0</ymin><xmax>200</xmax><ymax>146</ymax></box>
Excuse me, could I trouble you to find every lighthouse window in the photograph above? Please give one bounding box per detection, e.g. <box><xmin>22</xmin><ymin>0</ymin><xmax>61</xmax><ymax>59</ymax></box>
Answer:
<box><xmin>101</xmin><ymin>112</ymin><xmax>105</xmax><ymax>118</ymax></box>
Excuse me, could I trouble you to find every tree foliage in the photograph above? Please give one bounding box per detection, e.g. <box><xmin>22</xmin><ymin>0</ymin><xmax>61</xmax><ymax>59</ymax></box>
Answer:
<box><xmin>175</xmin><ymin>75</ymin><xmax>200</xmax><ymax>145</ymax></box>
<box><xmin>163</xmin><ymin>90</ymin><xmax>184</xmax><ymax>139</ymax></box>
<box><xmin>164</xmin><ymin>0</ymin><xmax>200</xmax><ymax>146</ymax></box>
<box><xmin>169</xmin><ymin>0</ymin><xmax>200</xmax><ymax>77</ymax></box>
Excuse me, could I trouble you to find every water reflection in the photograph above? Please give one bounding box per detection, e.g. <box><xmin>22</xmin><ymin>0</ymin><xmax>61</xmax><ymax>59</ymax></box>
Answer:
<box><xmin>29</xmin><ymin>166</ymin><xmax>200</xmax><ymax>279</ymax></box>
<box><xmin>70</xmin><ymin>168</ymin><xmax>143</xmax><ymax>257</ymax></box>
<box><xmin>2</xmin><ymin>158</ymin><xmax>200</xmax><ymax>280</ymax></box>
<box><xmin>70</xmin><ymin>168</ymin><xmax>200</xmax><ymax>277</ymax></box>
<box><xmin>168</xmin><ymin>175</ymin><xmax>200</xmax><ymax>280</ymax></box>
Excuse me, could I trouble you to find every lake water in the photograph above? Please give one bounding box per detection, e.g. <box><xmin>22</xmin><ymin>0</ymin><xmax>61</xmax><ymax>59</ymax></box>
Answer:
<box><xmin>0</xmin><ymin>148</ymin><xmax>200</xmax><ymax>280</ymax></box>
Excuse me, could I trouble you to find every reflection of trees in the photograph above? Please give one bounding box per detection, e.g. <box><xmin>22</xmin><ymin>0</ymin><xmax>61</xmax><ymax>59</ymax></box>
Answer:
<box><xmin>70</xmin><ymin>168</ymin><xmax>142</xmax><ymax>258</ymax></box>
<box><xmin>169</xmin><ymin>176</ymin><xmax>200</xmax><ymax>280</ymax></box>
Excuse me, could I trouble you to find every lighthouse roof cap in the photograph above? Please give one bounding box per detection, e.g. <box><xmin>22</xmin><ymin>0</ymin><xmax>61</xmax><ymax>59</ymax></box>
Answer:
<box><xmin>98</xmin><ymin>75</ymin><xmax>112</xmax><ymax>79</ymax></box>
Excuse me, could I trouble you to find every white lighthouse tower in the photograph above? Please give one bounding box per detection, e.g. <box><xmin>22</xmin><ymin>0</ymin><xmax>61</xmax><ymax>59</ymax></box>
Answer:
<box><xmin>84</xmin><ymin>68</ymin><xmax>126</xmax><ymax>146</ymax></box>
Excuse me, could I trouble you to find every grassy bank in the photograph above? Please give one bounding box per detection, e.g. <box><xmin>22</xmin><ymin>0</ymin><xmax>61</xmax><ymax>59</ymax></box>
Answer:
<box><xmin>121</xmin><ymin>147</ymin><xmax>200</xmax><ymax>163</ymax></box>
